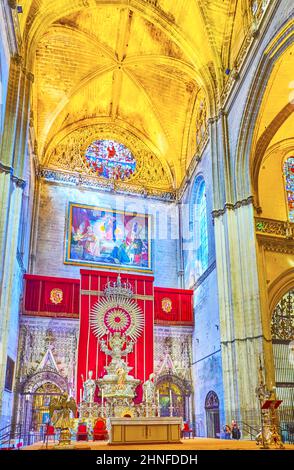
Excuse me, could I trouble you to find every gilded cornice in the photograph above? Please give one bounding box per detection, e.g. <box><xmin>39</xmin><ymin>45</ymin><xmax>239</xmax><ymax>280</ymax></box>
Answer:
<box><xmin>255</xmin><ymin>217</ymin><xmax>294</xmax><ymax>239</ymax></box>
<box><xmin>255</xmin><ymin>217</ymin><xmax>294</xmax><ymax>254</ymax></box>
<box><xmin>257</xmin><ymin>237</ymin><xmax>294</xmax><ymax>255</ymax></box>
<box><xmin>38</xmin><ymin>167</ymin><xmax>176</xmax><ymax>202</ymax></box>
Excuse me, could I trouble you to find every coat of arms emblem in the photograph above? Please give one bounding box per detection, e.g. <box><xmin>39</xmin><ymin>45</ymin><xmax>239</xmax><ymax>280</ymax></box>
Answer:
<box><xmin>50</xmin><ymin>288</ymin><xmax>63</xmax><ymax>305</ymax></box>
<box><xmin>161</xmin><ymin>297</ymin><xmax>172</xmax><ymax>313</ymax></box>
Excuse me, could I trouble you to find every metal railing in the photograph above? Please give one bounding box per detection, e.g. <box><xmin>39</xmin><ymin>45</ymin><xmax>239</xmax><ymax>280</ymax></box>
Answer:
<box><xmin>0</xmin><ymin>424</ymin><xmax>47</xmax><ymax>450</ymax></box>
<box><xmin>239</xmin><ymin>421</ymin><xmax>294</xmax><ymax>444</ymax></box>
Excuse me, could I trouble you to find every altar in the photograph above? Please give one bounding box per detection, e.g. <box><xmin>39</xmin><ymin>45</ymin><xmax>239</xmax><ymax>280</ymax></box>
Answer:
<box><xmin>109</xmin><ymin>417</ymin><xmax>182</xmax><ymax>445</ymax></box>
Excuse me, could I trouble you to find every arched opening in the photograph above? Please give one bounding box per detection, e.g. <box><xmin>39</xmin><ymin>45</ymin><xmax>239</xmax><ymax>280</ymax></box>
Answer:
<box><xmin>283</xmin><ymin>156</ymin><xmax>294</xmax><ymax>222</ymax></box>
<box><xmin>271</xmin><ymin>288</ymin><xmax>294</xmax><ymax>437</ymax></box>
<box><xmin>205</xmin><ymin>391</ymin><xmax>220</xmax><ymax>438</ymax></box>
<box><xmin>19</xmin><ymin>370</ymin><xmax>68</xmax><ymax>443</ymax></box>
<box><xmin>195</xmin><ymin>179</ymin><xmax>208</xmax><ymax>276</ymax></box>
<box><xmin>30</xmin><ymin>382</ymin><xmax>62</xmax><ymax>432</ymax></box>
<box><xmin>156</xmin><ymin>373</ymin><xmax>192</xmax><ymax>422</ymax></box>
<box><xmin>186</xmin><ymin>175</ymin><xmax>209</xmax><ymax>287</ymax></box>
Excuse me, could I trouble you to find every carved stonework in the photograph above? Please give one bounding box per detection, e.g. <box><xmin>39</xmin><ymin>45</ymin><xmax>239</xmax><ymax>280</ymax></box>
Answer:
<box><xmin>255</xmin><ymin>217</ymin><xmax>294</xmax><ymax>239</ymax></box>
<box><xmin>16</xmin><ymin>318</ymin><xmax>79</xmax><ymax>397</ymax></box>
<box><xmin>271</xmin><ymin>289</ymin><xmax>294</xmax><ymax>341</ymax></box>
<box><xmin>255</xmin><ymin>218</ymin><xmax>294</xmax><ymax>254</ymax></box>
<box><xmin>45</xmin><ymin>124</ymin><xmax>173</xmax><ymax>192</ymax></box>
<box><xmin>195</xmin><ymin>93</ymin><xmax>209</xmax><ymax>157</ymax></box>
<box><xmin>154</xmin><ymin>326</ymin><xmax>193</xmax><ymax>382</ymax></box>
<box><xmin>39</xmin><ymin>167</ymin><xmax>176</xmax><ymax>201</ymax></box>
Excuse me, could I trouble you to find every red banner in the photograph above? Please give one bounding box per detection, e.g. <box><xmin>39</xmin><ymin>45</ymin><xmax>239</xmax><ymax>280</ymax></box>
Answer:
<box><xmin>77</xmin><ymin>270</ymin><xmax>154</xmax><ymax>404</ymax></box>
<box><xmin>154</xmin><ymin>287</ymin><xmax>194</xmax><ymax>325</ymax></box>
<box><xmin>23</xmin><ymin>274</ymin><xmax>80</xmax><ymax>318</ymax></box>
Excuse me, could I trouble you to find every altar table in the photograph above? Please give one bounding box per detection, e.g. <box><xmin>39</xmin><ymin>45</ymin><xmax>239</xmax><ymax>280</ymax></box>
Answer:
<box><xmin>109</xmin><ymin>417</ymin><xmax>182</xmax><ymax>445</ymax></box>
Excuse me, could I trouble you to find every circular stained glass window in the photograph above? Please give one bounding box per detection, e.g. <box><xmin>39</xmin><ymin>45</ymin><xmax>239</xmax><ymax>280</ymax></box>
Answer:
<box><xmin>85</xmin><ymin>139</ymin><xmax>136</xmax><ymax>180</ymax></box>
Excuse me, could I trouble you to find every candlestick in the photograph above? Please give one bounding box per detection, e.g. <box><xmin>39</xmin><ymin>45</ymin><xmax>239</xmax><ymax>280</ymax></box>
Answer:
<box><xmin>80</xmin><ymin>388</ymin><xmax>82</xmax><ymax>403</ymax></box>
<box><xmin>157</xmin><ymin>390</ymin><xmax>160</xmax><ymax>417</ymax></box>
<box><xmin>169</xmin><ymin>389</ymin><xmax>173</xmax><ymax>417</ymax></box>
<box><xmin>101</xmin><ymin>389</ymin><xmax>104</xmax><ymax>417</ymax></box>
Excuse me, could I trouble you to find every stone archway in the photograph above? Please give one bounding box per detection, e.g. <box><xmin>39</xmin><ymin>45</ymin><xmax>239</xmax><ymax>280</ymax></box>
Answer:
<box><xmin>19</xmin><ymin>369</ymin><xmax>68</xmax><ymax>439</ymax></box>
<box><xmin>156</xmin><ymin>373</ymin><xmax>192</xmax><ymax>421</ymax></box>
<box><xmin>205</xmin><ymin>391</ymin><xmax>220</xmax><ymax>438</ymax></box>
<box><xmin>271</xmin><ymin>288</ymin><xmax>294</xmax><ymax>440</ymax></box>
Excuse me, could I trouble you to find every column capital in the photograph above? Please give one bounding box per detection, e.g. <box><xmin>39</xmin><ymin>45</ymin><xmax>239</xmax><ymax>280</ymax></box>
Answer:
<box><xmin>8</xmin><ymin>0</ymin><xmax>17</xmax><ymax>9</ymax></box>
<box><xmin>12</xmin><ymin>54</ymin><xmax>23</xmax><ymax>67</ymax></box>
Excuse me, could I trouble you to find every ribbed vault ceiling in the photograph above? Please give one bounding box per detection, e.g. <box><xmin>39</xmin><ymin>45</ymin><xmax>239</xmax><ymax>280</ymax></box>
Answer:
<box><xmin>18</xmin><ymin>0</ymin><xmax>247</xmax><ymax>188</ymax></box>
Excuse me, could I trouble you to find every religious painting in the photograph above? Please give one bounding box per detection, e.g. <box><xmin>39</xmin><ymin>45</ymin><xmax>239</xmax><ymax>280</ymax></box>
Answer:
<box><xmin>4</xmin><ymin>356</ymin><xmax>15</xmax><ymax>392</ymax></box>
<box><xmin>65</xmin><ymin>203</ymin><xmax>152</xmax><ymax>272</ymax></box>
<box><xmin>84</xmin><ymin>139</ymin><xmax>136</xmax><ymax>180</ymax></box>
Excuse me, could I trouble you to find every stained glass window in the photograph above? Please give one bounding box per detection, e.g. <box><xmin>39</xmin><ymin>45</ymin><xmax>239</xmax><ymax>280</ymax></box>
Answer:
<box><xmin>85</xmin><ymin>139</ymin><xmax>136</xmax><ymax>180</ymax></box>
<box><xmin>283</xmin><ymin>157</ymin><xmax>294</xmax><ymax>222</ymax></box>
<box><xmin>194</xmin><ymin>179</ymin><xmax>208</xmax><ymax>276</ymax></box>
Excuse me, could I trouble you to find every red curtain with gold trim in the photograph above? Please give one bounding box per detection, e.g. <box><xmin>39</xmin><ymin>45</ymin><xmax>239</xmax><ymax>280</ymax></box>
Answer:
<box><xmin>154</xmin><ymin>287</ymin><xmax>194</xmax><ymax>325</ymax></box>
<box><xmin>24</xmin><ymin>274</ymin><xmax>80</xmax><ymax>318</ymax></box>
<box><xmin>77</xmin><ymin>269</ymin><xmax>154</xmax><ymax>404</ymax></box>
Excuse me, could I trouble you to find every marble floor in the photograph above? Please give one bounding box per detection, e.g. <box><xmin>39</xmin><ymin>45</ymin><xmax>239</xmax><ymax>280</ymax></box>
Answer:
<box><xmin>23</xmin><ymin>438</ymin><xmax>294</xmax><ymax>451</ymax></box>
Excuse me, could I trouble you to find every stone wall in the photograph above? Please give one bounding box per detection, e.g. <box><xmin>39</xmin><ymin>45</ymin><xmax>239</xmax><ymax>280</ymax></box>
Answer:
<box><xmin>181</xmin><ymin>143</ymin><xmax>225</xmax><ymax>436</ymax></box>
<box><xmin>32</xmin><ymin>180</ymin><xmax>180</xmax><ymax>288</ymax></box>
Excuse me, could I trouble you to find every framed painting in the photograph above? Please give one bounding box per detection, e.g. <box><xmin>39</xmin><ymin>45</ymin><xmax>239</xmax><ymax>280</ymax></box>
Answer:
<box><xmin>65</xmin><ymin>202</ymin><xmax>152</xmax><ymax>272</ymax></box>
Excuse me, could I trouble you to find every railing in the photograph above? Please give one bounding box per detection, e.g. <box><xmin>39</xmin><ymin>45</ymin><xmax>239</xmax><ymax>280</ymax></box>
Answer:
<box><xmin>239</xmin><ymin>421</ymin><xmax>294</xmax><ymax>444</ymax></box>
<box><xmin>0</xmin><ymin>424</ymin><xmax>47</xmax><ymax>450</ymax></box>
<box><xmin>239</xmin><ymin>421</ymin><xmax>259</xmax><ymax>440</ymax></box>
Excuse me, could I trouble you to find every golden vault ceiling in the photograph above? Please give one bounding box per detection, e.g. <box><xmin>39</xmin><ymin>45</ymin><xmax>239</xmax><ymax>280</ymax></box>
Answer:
<box><xmin>18</xmin><ymin>0</ymin><xmax>250</xmax><ymax>189</ymax></box>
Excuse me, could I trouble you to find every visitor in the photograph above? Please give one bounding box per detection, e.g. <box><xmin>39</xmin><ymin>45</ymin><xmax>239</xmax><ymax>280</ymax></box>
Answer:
<box><xmin>231</xmin><ymin>422</ymin><xmax>241</xmax><ymax>440</ymax></box>
<box><xmin>223</xmin><ymin>424</ymin><xmax>231</xmax><ymax>439</ymax></box>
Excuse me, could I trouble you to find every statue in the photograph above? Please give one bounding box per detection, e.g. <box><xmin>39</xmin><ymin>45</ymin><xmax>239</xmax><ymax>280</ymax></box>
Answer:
<box><xmin>81</xmin><ymin>370</ymin><xmax>96</xmax><ymax>403</ymax></box>
<box><xmin>143</xmin><ymin>373</ymin><xmax>156</xmax><ymax>404</ymax></box>
<box><xmin>100</xmin><ymin>332</ymin><xmax>134</xmax><ymax>373</ymax></box>
<box><xmin>49</xmin><ymin>393</ymin><xmax>77</xmax><ymax>446</ymax></box>
<box><xmin>97</xmin><ymin>332</ymin><xmax>141</xmax><ymax>406</ymax></box>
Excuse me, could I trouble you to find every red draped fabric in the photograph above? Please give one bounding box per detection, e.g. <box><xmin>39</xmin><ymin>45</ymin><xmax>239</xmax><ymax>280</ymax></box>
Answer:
<box><xmin>154</xmin><ymin>287</ymin><xmax>194</xmax><ymax>325</ymax></box>
<box><xmin>77</xmin><ymin>270</ymin><xmax>154</xmax><ymax>404</ymax></box>
<box><xmin>23</xmin><ymin>274</ymin><xmax>80</xmax><ymax>318</ymax></box>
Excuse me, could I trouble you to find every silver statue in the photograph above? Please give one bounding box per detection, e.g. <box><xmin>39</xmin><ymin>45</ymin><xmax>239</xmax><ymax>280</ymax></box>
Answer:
<box><xmin>143</xmin><ymin>373</ymin><xmax>156</xmax><ymax>404</ymax></box>
<box><xmin>100</xmin><ymin>332</ymin><xmax>134</xmax><ymax>374</ymax></box>
<box><xmin>81</xmin><ymin>370</ymin><xmax>96</xmax><ymax>403</ymax></box>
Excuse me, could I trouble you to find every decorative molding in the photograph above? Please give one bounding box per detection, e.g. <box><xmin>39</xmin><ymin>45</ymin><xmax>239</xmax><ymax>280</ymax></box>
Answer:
<box><xmin>0</xmin><ymin>161</ymin><xmax>26</xmax><ymax>189</ymax></box>
<box><xmin>212</xmin><ymin>196</ymin><xmax>254</xmax><ymax>218</ymax></box>
<box><xmin>38</xmin><ymin>167</ymin><xmax>176</xmax><ymax>202</ymax></box>
<box><xmin>257</xmin><ymin>237</ymin><xmax>294</xmax><ymax>255</ymax></box>
<box><xmin>81</xmin><ymin>289</ymin><xmax>154</xmax><ymax>302</ymax></box>
<box><xmin>255</xmin><ymin>217</ymin><xmax>294</xmax><ymax>239</ymax></box>
<box><xmin>271</xmin><ymin>289</ymin><xmax>294</xmax><ymax>341</ymax></box>
<box><xmin>255</xmin><ymin>216</ymin><xmax>294</xmax><ymax>254</ymax></box>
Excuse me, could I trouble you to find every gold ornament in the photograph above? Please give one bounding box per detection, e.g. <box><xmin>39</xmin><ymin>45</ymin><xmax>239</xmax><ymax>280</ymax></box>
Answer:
<box><xmin>162</xmin><ymin>297</ymin><xmax>172</xmax><ymax>313</ymax></box>
<box><xmin>50</xmin><ymin>288</ymin><xmax>63</xmax><ymax>304</ymax></box>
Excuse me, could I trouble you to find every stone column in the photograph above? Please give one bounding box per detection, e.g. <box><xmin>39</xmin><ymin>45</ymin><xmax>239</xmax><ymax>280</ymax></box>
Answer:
<box><xmin>213</xmin><ymin>203</ymin><xmax>266</xmax><ymax>429</ymax></box>
<box><xmin>0</xmin><ymin>54</ymin><xmax>32</xmax><ymax>426</ymax></box>
<box><xmin>0</xmin><ymin>182</ymin><xmax>24</xmax><ymax>425</ymax></box>
<box><xmin>210</xmin><ymin>112</ymin><xmax>268</xmax><ymax>432</ymax></box>
<box><xmin>0</xmin><ymin>55</ymin><xmax>22</xmax><ymax>285</ymax></box>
